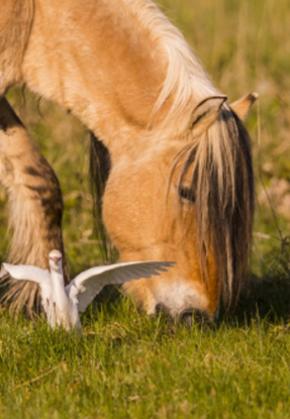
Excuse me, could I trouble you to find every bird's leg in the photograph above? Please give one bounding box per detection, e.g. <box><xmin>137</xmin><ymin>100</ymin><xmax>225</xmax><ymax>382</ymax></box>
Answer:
<box><xmin>0</xmin><ymin>97</ymin><xmax>67</xmax><ymax>317</ymax></box>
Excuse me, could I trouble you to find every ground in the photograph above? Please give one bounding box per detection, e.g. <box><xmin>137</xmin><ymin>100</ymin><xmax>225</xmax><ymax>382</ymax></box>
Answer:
<box><xmin>0</xmin><ymin>0</ymin><xmax>289</xmax><ymax>417</ymax></box>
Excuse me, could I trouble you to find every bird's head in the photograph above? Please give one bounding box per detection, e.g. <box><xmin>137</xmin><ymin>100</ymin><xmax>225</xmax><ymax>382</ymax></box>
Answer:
<box><xmin>48</xmin><ymin>249</ymin><xmax>63</xmax><ymax>273</ymax></box>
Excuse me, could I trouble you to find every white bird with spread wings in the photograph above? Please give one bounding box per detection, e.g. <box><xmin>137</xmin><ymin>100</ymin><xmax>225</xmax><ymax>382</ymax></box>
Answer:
<box><xmin>2</xmin><ymin>250</ymin><xmax>174</xmax><ymax>331</ymax></box>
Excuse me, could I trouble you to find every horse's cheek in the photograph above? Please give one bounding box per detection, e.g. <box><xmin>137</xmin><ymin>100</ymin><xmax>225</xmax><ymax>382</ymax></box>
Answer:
<box><xmin>102</xmin><ymin>156</ymin><xmax>169</xmax><ymax>251</ymax></box>
<box><xmin>102</xmin><ymin>168</ymin><xmax>150</xmax><ymax>252</ymax></box>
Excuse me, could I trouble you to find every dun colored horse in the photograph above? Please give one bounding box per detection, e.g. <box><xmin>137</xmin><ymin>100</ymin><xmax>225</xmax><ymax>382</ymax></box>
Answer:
<box><xmin>0</xmin><ymin>0</ymin><xmax>256</xmax><ymax>322</ymax></box>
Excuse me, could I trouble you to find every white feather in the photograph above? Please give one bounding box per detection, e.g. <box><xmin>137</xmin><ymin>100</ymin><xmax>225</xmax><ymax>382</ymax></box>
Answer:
<box><xmin>2</xmin><ymin>263</ymin><xmax>52</xmax><ymax>315</ymax></box>
<box><xmin>2</xmin><ymin>263</ymin><xmax>50</xmax><ymax>284</ymax></box>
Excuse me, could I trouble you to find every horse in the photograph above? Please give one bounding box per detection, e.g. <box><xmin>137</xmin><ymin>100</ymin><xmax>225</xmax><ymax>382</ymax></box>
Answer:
<box><xmin>0</xmin><ymin>0</ymin><xmax>255</xmax><ymax>322</ymax></box>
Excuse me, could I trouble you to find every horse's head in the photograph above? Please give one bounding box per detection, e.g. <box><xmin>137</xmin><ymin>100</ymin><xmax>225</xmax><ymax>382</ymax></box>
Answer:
<box><xmin>103</xmin><ymin>93</ymin><xmax>257</xmax><ymax>323</ymax></box>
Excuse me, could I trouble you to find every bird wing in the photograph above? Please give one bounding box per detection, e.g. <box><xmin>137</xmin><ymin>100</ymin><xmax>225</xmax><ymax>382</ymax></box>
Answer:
<box><xmin>67</xmin><ymin>261</ymin><xmax>174</xmax><ymax>313</ymax></box>
<box><xmin>2</xmin><ymin>262</ymin><xmax>51</xmax><ymax>298</ymax></box>
<box><xmin>2</xmin><ymin>263</ymin><xmax>53</xmax><ymax>319</ymax></box>
<box><xmin>2</xmin><ymin>263</ymin><xmax>50</xmax><ymax>284</ymax></box>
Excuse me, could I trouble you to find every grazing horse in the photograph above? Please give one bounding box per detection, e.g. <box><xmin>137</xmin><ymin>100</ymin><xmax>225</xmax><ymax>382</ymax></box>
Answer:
<box><xmin>0</xmin><ymin>0</ymin><xmax>255</xmax><ymax>321</ymax></box>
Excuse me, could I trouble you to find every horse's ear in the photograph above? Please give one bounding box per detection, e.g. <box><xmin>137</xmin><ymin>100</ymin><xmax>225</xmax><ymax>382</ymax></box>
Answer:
<box><xmin>191</xmin><ymin>96</ymin><xmax>227</xmax><ymax>136</ymax></box>
<box><xmin>230</xmin><ymin>92</ymin><xmax>258</xmax><ymax>121</ymax></box>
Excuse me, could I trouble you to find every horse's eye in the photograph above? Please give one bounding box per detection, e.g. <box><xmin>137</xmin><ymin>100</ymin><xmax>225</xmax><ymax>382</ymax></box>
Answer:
<box><xmin>178</xmin><ymin>186</ymin><xmax>195</xmax><ymax>203</ymax></box>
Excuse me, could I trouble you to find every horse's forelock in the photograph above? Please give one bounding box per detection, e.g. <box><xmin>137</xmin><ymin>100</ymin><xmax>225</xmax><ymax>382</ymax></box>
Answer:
<box><xmin>172</xmin><ymin>108</ymin><xmax>254</xmax><ymax>310</ymax></box>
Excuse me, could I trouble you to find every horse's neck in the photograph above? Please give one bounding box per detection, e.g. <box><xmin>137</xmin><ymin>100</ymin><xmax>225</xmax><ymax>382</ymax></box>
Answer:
<box><xmin>22</xmin><ymin>0</ymin><xmax>170</xmax><ymax>151</ymax></box>
<box><xmin>22</xmin><ymin>0</ymin><xmax>218</xmax><ymax>158</ymax></box>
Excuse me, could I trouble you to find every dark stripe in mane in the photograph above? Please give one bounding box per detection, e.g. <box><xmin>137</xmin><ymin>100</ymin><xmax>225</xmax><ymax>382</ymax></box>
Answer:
<box><xmin>89</xmin><ymin>133</ymin><xmax>114</xmax><ymax>262</ymax></box>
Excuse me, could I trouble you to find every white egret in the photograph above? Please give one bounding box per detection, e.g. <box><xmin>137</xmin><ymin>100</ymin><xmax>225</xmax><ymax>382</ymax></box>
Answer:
<box><xmin>1</xmin><ymin>250</ymin><xmax>173</xmax><ymax>330</ymax></box>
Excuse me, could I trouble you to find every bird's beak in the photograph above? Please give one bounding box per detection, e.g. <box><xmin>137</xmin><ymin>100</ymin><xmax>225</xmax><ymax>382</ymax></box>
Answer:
<box><xmin>50</xmin><ymin>256</ymin><xmax>61</xmax><ymax>264</ymax></box>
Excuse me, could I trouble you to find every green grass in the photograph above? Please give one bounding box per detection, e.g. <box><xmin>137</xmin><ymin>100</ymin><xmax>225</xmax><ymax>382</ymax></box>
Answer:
<box><xmin>0</xmin><ymin>0</ymin><xmax>290</xmax><ymax>417</ymax></box>
<box><xmin>0</xmin><ymin>304</ymin><xmax>289</xmax><ymax>419</ymax></box>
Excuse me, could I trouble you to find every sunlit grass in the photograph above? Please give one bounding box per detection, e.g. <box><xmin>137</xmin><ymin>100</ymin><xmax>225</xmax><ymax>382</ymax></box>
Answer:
<box><xmin>0</xmin><ymin>303</ymin><xmax>289</xmax><ymax>418</ymax></box>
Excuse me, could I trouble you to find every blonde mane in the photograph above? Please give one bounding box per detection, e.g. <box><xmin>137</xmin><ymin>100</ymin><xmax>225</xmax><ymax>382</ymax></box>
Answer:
<box><xmin>122</xmin><ymin>0</ymin><xmax>218</xmax><ymax>128</ymax></box>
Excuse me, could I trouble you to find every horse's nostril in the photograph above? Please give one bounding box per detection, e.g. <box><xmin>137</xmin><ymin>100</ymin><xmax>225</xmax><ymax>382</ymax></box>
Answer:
<box><xmin>181</xmin><ymin>309</ymin><xmax>210</xmax><ymax>327</ymax></box>
<box><xmin>193</xmin><ymin>309</ymin><xmax>210</xmax><ymax>326</ymax></box>
<box><xmin>181</xmin><ymin>309</ymin><xmax>193</xmax><ymax>326</ymax></box>
<box><xmin>155</xmin><ymin>303</ymin><xmax>167</xmax><ymax>315</ymax></box>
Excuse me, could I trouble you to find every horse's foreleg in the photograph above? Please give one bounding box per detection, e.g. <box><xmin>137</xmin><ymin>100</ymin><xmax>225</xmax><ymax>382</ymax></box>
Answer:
<box><xmin>0</xmin><ymin>97</ymin><xmax>66</xmax><ymax>317</ymax></box>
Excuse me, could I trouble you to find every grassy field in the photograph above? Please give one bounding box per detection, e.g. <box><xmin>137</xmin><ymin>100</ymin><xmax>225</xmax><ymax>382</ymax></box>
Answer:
<box><xmin>0</xmin><ymin>0</ymin><xmax>289</xmax><ymax>417</ymax></box>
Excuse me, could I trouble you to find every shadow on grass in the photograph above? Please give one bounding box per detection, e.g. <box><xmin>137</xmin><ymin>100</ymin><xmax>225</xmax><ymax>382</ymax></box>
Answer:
<box><xmin>82</xmin><ymin>285</ymin><xmax>123</xmax><ymax>322</ymax></box>
<box><xmin>233</xmin><ymin>274</ymin><xmax>290</xmax><ymax>324</ymax></box>
<box><xmin>230</xmin><ymin>242</ymin><xmax>290</xmax><ymax>326</ymax></box>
